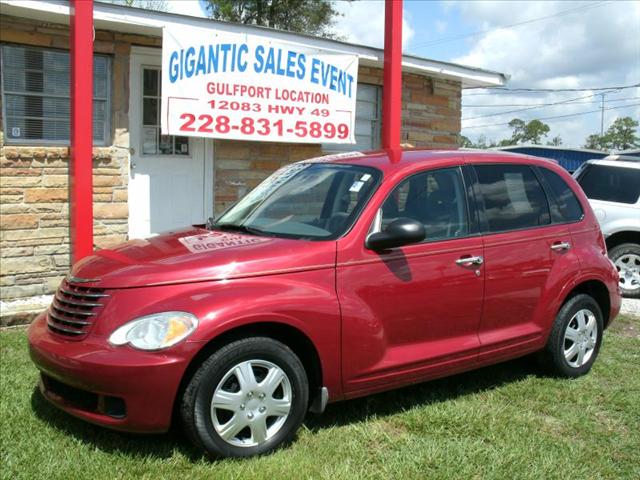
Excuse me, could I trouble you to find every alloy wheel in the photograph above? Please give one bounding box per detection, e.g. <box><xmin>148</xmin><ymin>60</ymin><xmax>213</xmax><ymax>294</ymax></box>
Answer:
<box><xmin>614</xmin><ymin>253</ymin><xmax>640</xmax><ymax>293</ymax></box>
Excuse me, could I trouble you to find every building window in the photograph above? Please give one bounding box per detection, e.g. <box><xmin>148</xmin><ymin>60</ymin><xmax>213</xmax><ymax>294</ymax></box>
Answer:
<box><xmin>0</xmin><ymin>44</ymin><xmax>111</xmax><ymax>145</ymax></box>
<box><xmin>141</xmin><ymin>67</ymin><xmax>189</xmax><ymax>155</ymax></box>
<box><xmin>324</xmin><ymin>83</ymin><xmax>381</xmax><ymax>152</ymax></box>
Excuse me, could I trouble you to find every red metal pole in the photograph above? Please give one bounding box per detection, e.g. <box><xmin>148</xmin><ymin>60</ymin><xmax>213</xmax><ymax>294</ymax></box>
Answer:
<box><xmin>382</xmin><ymin>0</ymin><xmax>403</xmax><ymax>150</ymax></box>
<box><xmin>69</xmin><ymin>0</ymin><xmax>94</xmax><ymax>263</ymax></box>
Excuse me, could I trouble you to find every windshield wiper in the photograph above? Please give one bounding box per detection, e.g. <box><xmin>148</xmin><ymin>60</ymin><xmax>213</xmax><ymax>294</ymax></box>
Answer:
<box><xmin>212</xmin><ymin>223</ymin><xmax>272</xmax><ymax>237</ymax></box>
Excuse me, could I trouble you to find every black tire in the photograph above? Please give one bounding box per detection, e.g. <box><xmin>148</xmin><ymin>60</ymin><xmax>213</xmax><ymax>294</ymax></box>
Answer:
<box><xmin>540</xmin><ymin>294</ymin><xmax>604</xmax><ymax>378</ymax></box>
<box><xmin>181</xmin><ymin>337</ymin><xmax>308</xmax><ymax>458</ymax></box>
<box><xmin>609</xmin><ymin>243</ymin><xmax>640</xmax><ymax>299</ymax></box>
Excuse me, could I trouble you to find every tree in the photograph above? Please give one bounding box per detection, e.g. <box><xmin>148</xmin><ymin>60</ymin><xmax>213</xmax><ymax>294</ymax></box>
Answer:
<box><xmin>583</xmin><ymin>116</ymin><xmax>639</xmax><ymax>151</ymax></box>
<box><xmin>604</xmin><ymin>117</ymin><xmax>639</xmax><ymax>150</ymax></box>
<box><xmin>204</xmin><ymin>0</ymin><xmax>342</xmax><ymax>38</ymax></box>
<box><xmin>507</xmin><ymin>118</ymin><xmax>526</xmax><ymax>144</ymax></box>
<box><xmin>497</xmin><ymin>137</ymin><xmax>515</xmax><ymax>147</ymax></box>
<box><xmin>458</xmin><ymin>134</ymin><xmax>505</xmax><ymax>149</ymax></box>
<box><xmin>584</xmin><ymin>133</ymin><xmax>607</xmax><ymax>151</ymax></box>
<box><xmin>459</xmin><ymin>135</ymin><xmax>474</xmax><ymax>148</ymax></box>
<box><xmin>547</xmin><ymin>135</ymin><xmax>563</xmax><ymax>146</ymax></box>
<box><xmin>506</xmin><ymin>118</ymin><xmax>550</xmax><ymax>145</ymax></box>
<box><xmin>105</xmin><ymin>0</ymin><xmax>169</xmax><ymax>11</ymax></box>
<box><xmin>465</xmin><ymin>118</ymin><xmax>553</xmax><ymax>150</ymax></box>
<box><xmin>523</xmin><ymin>119</ymin><xmax>550</xmax><ymax>145</ymax></box>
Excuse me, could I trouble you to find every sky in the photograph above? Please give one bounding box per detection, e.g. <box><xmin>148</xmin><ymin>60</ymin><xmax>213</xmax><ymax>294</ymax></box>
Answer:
<box><xmin>166</xmin><ymin>0</ymin><xmax>640</xmax><ymax>148</ymax></box>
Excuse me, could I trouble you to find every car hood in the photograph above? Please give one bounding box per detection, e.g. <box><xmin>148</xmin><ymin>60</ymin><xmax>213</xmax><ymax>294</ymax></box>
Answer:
<box><xmin>70</xmin><ymin>227</ymin><xmax>336</xmax><ymax>289</ymax></box>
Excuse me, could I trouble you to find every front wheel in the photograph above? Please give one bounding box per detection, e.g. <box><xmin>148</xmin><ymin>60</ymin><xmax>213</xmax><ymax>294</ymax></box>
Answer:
<box><xmin>540</xmin><ymin>294</ymin><xmax>603</xmax><ymax>378</ymax></box>
<box><xmin>181</xmin><ymin>337</ymin><xmax>309</xmax><ymax>458</ymax></box>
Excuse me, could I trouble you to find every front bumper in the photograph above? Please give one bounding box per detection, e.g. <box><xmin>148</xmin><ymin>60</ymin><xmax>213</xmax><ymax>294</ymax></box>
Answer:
<box><xmin>28</xmin><ymin>312</ymin><xmax>202</xmax><ymax>433</ymax></box>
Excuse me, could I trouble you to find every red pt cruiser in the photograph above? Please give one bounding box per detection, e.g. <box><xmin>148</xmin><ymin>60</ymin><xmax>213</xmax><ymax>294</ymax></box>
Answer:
<box><xmin>28</xmin><ymin>150</ymin><xmax>621</xmax><ymax>458</ymax></box>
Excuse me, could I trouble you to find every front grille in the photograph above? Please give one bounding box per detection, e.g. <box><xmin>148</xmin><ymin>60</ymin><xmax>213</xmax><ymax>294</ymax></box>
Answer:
<box><xmin>47</xmin><ymin>279</ymin><xmax>109</xmax><ymax>339</ymax></box>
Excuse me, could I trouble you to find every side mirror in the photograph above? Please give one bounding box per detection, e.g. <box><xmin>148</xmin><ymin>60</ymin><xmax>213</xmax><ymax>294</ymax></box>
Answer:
<box><xmin>365</xmin><ymin>217</ymin><xmax>426</xmax><ymax>251</ymax></box>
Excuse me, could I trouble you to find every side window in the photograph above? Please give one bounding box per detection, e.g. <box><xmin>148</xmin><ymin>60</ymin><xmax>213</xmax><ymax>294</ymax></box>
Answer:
<box><xmin>475</xmin><ymin>164</ymin><xmax>551</xmax><ymax>233</ymax></box>
<box><xmin>378</xmin><ymin>168</ymin><xmax>469</xmax><ymax>241</ymax></box>
<box><xmin>539</xmin><ymin>167</ymin><xmax>584</xmax><ymax>223</ymax></box>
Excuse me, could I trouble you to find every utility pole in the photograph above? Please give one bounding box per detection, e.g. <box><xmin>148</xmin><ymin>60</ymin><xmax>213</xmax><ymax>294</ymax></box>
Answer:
<box><xmin>599</xmin><ymin>92</ymin><xmax>606</xmax><ymax>137</ymax></box>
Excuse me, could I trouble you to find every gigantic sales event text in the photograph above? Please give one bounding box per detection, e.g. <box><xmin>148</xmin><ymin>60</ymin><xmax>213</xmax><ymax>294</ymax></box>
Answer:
<box><xmin>167</xmin><ymin>43</ymin><xmax>355</xmax><ymax>99</ymax></box>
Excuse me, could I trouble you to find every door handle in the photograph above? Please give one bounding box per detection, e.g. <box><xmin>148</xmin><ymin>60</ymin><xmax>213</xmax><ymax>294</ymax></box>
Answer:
<box><xmin>551</xmin><ymin>242</ymin><xmax>571</xmax><ymax>251</ymax></box>
<box><xmin>456</xmin><ymin>255</ymin><xmax>484</xmax><ymax>266</ymax></box>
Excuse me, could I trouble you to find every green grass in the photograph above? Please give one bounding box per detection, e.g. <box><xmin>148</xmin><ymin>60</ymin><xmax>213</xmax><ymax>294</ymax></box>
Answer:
<box><xmin>1</xmin><ymin>317</ymin><xmax>639</xmax><ymax>480</ymax></box>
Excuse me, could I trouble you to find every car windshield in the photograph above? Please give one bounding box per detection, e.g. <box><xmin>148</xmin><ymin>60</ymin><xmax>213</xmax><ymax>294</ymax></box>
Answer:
<box><xmin>214</xmin><ymin>162</ymin><xmax>381</xmax><ymax>240</ymax></box>
<box><xmin>576</xmin><ymin>163</ymin><xmax>640</xmax><ymax>204</ymax></box>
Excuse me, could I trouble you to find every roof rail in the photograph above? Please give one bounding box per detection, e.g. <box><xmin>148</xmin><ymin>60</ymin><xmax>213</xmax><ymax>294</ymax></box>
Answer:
<box><xmin>603</xmin><ymin>154</ymin><xmax>640</xmax><ymax>162</ymax></box>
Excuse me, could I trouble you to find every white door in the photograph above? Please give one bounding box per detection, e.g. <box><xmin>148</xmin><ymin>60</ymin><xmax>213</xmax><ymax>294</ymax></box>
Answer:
<box><xmin>128</xmin><ymin>47</ymin><xmax>213</xmax><ymax>239</ymax></box>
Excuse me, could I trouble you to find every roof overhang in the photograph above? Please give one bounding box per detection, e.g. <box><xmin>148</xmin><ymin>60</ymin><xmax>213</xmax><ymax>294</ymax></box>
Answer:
<box><xmin>0</xmin><ymin>0</ymin><xmax>508</xmax><ymax>89</ymax></box>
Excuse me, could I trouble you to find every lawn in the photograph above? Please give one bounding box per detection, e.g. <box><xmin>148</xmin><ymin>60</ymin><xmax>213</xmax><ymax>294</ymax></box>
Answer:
<box><xmin>1</xmin><ymin>317</ymin><xmax>639</xmax><ymax>480</ymax></box>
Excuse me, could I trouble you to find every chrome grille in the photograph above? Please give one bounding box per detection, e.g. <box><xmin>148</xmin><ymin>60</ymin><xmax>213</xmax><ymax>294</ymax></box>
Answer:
<box><xmin>47</xmin><ymin>280</ymin><xmax>108</xmax><ymax>338</ymax></box>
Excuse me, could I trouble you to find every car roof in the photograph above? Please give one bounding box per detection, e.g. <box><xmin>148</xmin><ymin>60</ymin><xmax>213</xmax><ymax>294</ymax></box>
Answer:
<box><xmin>603</xmin><ymin>154</ymin><xmax>640</xmax><ymax>162</ymax></box>
<box><xmin>305</xmin><ymin>148</ymin><xmax>560</xmax><ymax>176</ymax></box>
<box><xmin>583</xmin><ymin>158</ymin><xmax>640</xmax><ymax>170</ymax></box>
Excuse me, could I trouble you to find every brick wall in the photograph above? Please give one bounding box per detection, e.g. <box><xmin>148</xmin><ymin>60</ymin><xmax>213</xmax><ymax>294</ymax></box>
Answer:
<box><xmin>0</xmin><ymin>15</ymin><xmax>142</xmax><ymax>300</ymax></box>
<box><xmin>358</xmin><ymin>65</ymin><xmax>462</xmax><ymax>147</ymax></box>
<box><xmin>0</xmin><ymin>147</ymin><xmax>129</xmax><ymax>300</ymax></box>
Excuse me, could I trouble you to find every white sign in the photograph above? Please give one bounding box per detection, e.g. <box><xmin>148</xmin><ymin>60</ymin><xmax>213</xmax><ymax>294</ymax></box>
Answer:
<box><xmin>178</xmin><ymin>232</ymin><xmax>270</xmax><ymax>254</ymax></box>
<box><xmin>161</xmin><ymin>25</ymin><xmax>359</xmax><ymax>144</ymax></box>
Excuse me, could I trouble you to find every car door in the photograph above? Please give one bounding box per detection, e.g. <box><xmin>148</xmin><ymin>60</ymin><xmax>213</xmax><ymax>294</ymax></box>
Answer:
<box><xmin>471</xmin><ymin>162</ymin><xmax>580</xmax><ymax>362</ymax></box>
<box><xmin>337</xmin><ymin>166</ymin><xmax>485</xmax><ymax>397</ymax></box>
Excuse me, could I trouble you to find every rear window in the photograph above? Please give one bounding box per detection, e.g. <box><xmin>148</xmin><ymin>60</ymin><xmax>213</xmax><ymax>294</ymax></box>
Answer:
<box><xmin>475</xmin><ymin>164</ymin><xmax>551</xmax><ymax>233</ymax></box>
<box><xmin>577</xmin><ymin>164</ymin><xmax>640</xmax><ymax>204</ymax></box>
<box><xmin>539</xmin><ymin>167</ymin><xmax>584</xmax><ymax>223</ymax></box>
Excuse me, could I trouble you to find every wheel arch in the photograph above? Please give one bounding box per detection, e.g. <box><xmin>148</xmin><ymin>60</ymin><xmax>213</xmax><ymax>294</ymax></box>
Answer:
<box><xmin>561</xmin><ymin>279</ymin><xmax>612</xmax><ymax>328</ymax></box>
<box><xmin>173</xmin><ymin>321</ymin><xmax>324</xmax><ymax>423</ymax></box>
<box><xmin>605</xmin><ymin>230</ymin><xmax>640</xmax><ymax>251</ymax></box>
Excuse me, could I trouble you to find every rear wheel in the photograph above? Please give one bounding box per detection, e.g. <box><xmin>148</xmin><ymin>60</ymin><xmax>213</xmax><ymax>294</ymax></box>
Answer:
<box><xmin>609</xmin><ymin>243</ymin><xmax>640</xmax><ymax>298</ymax></box>
<box><xmin>181</xmin><ymin>337</ymin><xmax>308</xmax><ymax>458</ymax></box>
<box><xmin>540</xmin><ymin>294</ymin><xmax>603</xmax><ymax>377</ymax></box>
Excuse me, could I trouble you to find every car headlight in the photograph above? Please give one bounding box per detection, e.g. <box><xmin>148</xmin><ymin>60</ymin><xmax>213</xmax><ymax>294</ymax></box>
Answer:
<box><xmin>109</xmin><ymin>312</ymin><xmax>198</xmax><ymax>350</ymax></box>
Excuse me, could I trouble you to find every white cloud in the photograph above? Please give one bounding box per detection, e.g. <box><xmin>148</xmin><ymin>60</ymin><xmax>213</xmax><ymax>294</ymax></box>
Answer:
<box><xmin>451</xmin><ymin>0</ymin><xmax>640</xmax><ymax>147</ymax></box>
<box><xmin>435</xmin><ymin>20</ymin><xmax>448</xmax><ymax>33</ymax></box>
<box><xmin>332</xmin><ymin>1</ymin><xmax>415</xmax><ymax>49</ymax></box>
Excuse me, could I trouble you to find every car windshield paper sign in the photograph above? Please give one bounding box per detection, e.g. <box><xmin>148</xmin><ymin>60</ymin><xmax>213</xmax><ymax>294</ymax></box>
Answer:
<box><xmin>161</xmin><ymin>25</ymin><xmax>359</xmax><ymax>144</ymax></box>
